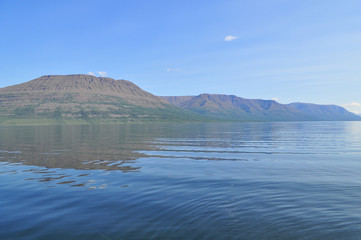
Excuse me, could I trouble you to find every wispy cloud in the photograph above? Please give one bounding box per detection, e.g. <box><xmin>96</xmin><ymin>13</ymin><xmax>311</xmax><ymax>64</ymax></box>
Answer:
<box><xmin>88</xmin><ymin>72</ymin><xmax>95</xmax><ymax>76</ymax></box>
<box><xmin>224</xmin><ymin>35</ymin><xmax>238</xmax><ymax>41</ymax></box>
<box><xmin>166</xmin><ymin>68</ymin><xmax>181</xmax><ymax>72</ymax></box>
<box><xmin>271</xmin><ymin>97</ymin><xmax>279</xmax><ymax>101</ymax></box>
<box><xmin>98</xmin><ymin>71</ymin><xmax>108</xmax><ymax>77</ymax></box>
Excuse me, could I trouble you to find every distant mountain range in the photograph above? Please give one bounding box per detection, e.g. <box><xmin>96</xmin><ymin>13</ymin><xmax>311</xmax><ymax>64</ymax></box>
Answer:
<box><xmin>0</xmin><ymin>74</ymin><xmax>359</xmax><ymax>123</ymax></box>
<box><xmin>161</xmin><ymin>95</ymin><xmax>360</xmax><ymax>121</ymax></box>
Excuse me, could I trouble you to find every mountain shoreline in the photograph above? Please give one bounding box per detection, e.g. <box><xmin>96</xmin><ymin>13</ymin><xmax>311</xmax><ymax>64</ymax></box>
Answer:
<box><xmin>0</xmin><ymin>74</ymin><xmax>359</xmax><ymax>125</ymax></box>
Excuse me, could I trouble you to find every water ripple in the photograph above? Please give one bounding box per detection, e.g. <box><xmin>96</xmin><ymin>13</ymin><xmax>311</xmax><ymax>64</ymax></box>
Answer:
<box><xmin>1</xmin><ymin>122</ymin><xmax>361</xmax><ymax>239</ymax></box>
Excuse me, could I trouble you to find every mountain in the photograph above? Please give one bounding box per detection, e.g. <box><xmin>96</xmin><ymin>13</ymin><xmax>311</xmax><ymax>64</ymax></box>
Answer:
<box><xmin>0</xmin><ymin>75</ymin><xmax>199</xmax><ymax>123</ymax></box>
<box><xmin>161</xmin><ymin>94</ymin><xmax>313</xmax><ymax>121</ymax></box>
<box><xmin>288</xmin><ymin>102</ymin><xmax>361</xmax><ymax>121</ymax></box>
<box><xmin>1</xmin><ymin>74</ymin><xmax>163</xmax><ymax>106</ymax></box>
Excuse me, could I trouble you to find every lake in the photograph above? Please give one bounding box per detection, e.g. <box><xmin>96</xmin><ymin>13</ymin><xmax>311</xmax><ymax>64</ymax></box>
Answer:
<box><xmin>1</xmin><ymin>122</ymin><xmax>361</xmax><ymax>239</ymax></box>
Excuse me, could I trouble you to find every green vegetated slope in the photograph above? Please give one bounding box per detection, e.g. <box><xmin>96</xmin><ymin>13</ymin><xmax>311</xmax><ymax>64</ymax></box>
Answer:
<box><xmin>0</xmin><ymin>75</ymin><xmax>202</xmax><ymax>124</ymax></box>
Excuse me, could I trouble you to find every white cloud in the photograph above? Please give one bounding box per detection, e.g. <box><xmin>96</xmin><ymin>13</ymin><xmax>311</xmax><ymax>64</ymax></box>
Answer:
<box><xmin>98</xmin><ymin>71</ymin><xmax>108</xmax><ymax>77</ymax></box>
<box><xmin>271</xmin><ymin>97</ymin><xmax>279</xmax><ymax>101</ymax></box>
<box><xmin>88</xmin><ymin>72</ymin><xmax>95</xmax><ymax>76</ymax></box>
<box><xmin>166</xmin><ymin>68</ymin><xmax>181</xmax><ymax>72</ymax></box>
<box><xmin>343</xmin><ymin>102</ymin><xmax>361</xmax><ymax>114</ymax></box>
<box><xmin>224</xmin><ymin>35</ymin><xmax>239</xmax><ymax>41</ymax></box>
<box><xmin>343</xmin><ymin>102</ymin><xmax>361</xmax><ymax>107</ymax></box>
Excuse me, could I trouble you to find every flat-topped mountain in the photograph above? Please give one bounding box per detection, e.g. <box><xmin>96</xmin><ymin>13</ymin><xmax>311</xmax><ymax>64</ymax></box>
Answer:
<box><xmin>0</xmin><ymin>74</ymin><xmax>166</xmax><ymax>107</ymax></box>
<box><xmin>0</xmin><ymin>75</ymin><xmax>197</xmax><ymax>122</ymax></box>
<box><xmin>161</xmin><ymin>94</ymin><xmax>360</xmax><ymax>121</ymax></box>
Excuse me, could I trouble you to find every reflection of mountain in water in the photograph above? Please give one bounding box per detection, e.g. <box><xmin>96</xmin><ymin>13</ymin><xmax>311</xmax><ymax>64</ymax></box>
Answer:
<box><xmin>1</xmin><ymin>122</ymin><xmax>341</xmax><ymax>189</ymax></box>
<box><xmin>0</xmin><ymin>122</ymin><xmax>308</xmax><ymax>170</ymax></box>
<box><xmin>0</xmin><ymin>124</ymin><xmax>157</xmax><ymax>172</ymax></box>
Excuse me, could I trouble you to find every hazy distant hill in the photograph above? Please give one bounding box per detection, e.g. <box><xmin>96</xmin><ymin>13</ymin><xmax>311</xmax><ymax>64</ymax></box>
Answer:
<box><xmin>161</xmin><ymin>94</ymin><xmax>313</xmax><ymax>121</ymax></box>
<box><xmin>0</xmin><ymin>75</ymin><xmax>198</xmax><ymax>122</ymax></box>
<box><xmin>288</xmin><ymin>102</ymin><xmax>361</xmax><ymax>121</ymax></box>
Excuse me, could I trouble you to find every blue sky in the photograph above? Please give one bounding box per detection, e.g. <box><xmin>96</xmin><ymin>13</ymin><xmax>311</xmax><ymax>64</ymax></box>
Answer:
<box><xmin>1</xmin><ymin>0</ymin><xmax>361</xmax><ymax>113</ymax></box>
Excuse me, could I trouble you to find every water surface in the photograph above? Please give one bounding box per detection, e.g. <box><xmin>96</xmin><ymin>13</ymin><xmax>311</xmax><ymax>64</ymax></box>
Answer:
<box><xmin>1</xmin><ymin>122</ymin><xmax>361</xmax><ymax>239</ymax></box>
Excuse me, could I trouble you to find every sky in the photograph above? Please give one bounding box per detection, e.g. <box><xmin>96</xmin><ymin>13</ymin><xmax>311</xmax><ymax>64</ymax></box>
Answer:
<box><xmin>1</xmin><ymin>0</ymin><xmax>361</xmax><ymax>114</ymax></box>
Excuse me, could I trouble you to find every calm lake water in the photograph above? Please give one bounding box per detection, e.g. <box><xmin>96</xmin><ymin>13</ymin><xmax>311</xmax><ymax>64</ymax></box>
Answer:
<box><xmin>1</xmin><ymin>122</ymin><xmax>361</xmax><ymax>240</ymax></box>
